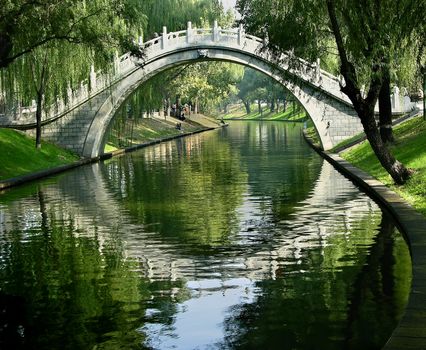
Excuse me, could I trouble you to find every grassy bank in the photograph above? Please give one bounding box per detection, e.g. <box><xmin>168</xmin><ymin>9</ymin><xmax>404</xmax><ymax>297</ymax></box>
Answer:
<box><xmin>340</xmin><ymin>116</ymin><xmax>426</xmax><ymax>216</ymax></box>
<box><xmin>105</xmin><ymin>117</ymin><xmax>204</xmax><ymax>151</ymax></box>
<box><xmin>222</xmin><ymin>103</ymin><xmax>307</xmax><ymax>121</ymax></box>
<box><xmin>0</xmin><ymin>128</ymin><xmax>79</xmax><ymax>181</ymax></box>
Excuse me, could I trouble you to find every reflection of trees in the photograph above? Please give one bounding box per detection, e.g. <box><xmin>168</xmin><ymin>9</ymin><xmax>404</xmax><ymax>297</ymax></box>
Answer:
<box><xmin>102</xmin><ymin>122</ymin><xmax>322</xmax><ymax>250</ymax></box>
<box><xmin>0</xmin><ymin>187</ymin><xmax>154</xmax><ymax>349</ymax></box>
<box><xmin>228</xmin><ymin>122</ymin><xmax>323</xmax><ymax>219</ymax></box>
<box><xmin>0</xmin><ymin>122</ymin><xmax>412</xmax><ymax>349</ymax></box>
<box><xmin>103</xmin><ymin>132</ymin><xmax>248</xmax><ymax>247</ymax></box>
<box><xmin>219</xmin><ymin>211</ymin><xmax>411</xmax><ymax>350</ymax></box>
<box><xmin>342</xmin><ymin>212</ymin><xmax>411</xmax><ymax>349</ymax></box>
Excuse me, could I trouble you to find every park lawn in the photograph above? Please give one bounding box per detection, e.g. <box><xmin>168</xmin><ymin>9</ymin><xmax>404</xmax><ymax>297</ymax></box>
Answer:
<box><xmin>105</xmin><ymin>118</ymin><xmax>200</xmax><ymax>151</ymax></box>
<box><xmin>341</xmin><ymin>116</ymin><xmax>426</xmax><ymax>216</ymax></box>
<box><xmin>104</xmin><ymin>143</ymin><xmax>118</xmax><ymax>152</ymax></box>
<box><xmin>0</xmin><ymin>128</ymin><xmax>79</xmax><ymax>181</ymax></box>
<box><xmin>222</xmin><ymin>103</ymin><xmax>307</xmax><ymax>121</ymax></box>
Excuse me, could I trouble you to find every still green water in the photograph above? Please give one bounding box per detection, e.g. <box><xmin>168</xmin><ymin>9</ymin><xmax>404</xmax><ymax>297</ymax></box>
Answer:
<box><xmin>0</xmin><ymin>122</ymin><xmax>411</xmax><ymax>349</ymax></box>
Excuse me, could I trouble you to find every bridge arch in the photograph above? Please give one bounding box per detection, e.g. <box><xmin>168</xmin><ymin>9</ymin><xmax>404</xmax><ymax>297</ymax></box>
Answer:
<box><xmin>37</xmin><ymin>23</ymin><xmax>364</xmax><ymax>157</ymax></box>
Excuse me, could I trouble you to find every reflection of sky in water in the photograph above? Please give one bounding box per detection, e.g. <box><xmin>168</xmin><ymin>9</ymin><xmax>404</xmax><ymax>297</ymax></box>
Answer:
<box><xmin>142</xmin><ymin>278</ymin><xmax>256</xmax><ymax>349</ymax></box>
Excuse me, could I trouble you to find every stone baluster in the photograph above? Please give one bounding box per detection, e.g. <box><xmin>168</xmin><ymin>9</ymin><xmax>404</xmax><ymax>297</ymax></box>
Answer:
<box><xmin>186</xmin><ymin>22</ymin><xmax>193</xmax><ymax>44</ymax></box>
<box><xmin>57</xmin><ymin>98</ymin><xmax>64</xmax><ymax>114</ymax></box>
<box><xmin>315</xmin><ymin>58</ymin><xmax>321</xmax><ymax>82</ymax></box>
<box><xmin>114</xmin><ymin>51</ymin><xmax>120</xmax><ymax>75</ymax></box>
<box><xmin>238</xmin><ymin>24</ymin><xmax>244</xmax><ymax>46</ymax></box>
<box><xmin>80</xmin><ymin>82</ymin><xmax>85</xmax><ymax>101</ymax></box>
<box><xmin>392</xmin><ymin>85</ymin><xmax>400</xmax><ymax>112</ymax></box>
<box><xmin>213</xmin><ymin>20</ymin><xmax>219</xmax><ymax>42</ymax></box>
<box><xmin>66</xmin><ymin>84</ymin><xmax>73</xmax><ymax>105</ymax></box>
<box><xmin>89</xmin><ymin>65</ymin><xmax>97</xmax><ymax>92</ymax></box>
<box><xmin>338</xmin><ymin>74</ymin><xmax>345</xmax><ymax>88</ymax></box>
<box><xmin>162</xmin><ymin>26</ymin><xmax>168</xmax><ymax>49</ymax></box>
<box><xmin>360</xmin><ymin>84</ymin><xmax>366</xmax><ymax>98</ymax></box>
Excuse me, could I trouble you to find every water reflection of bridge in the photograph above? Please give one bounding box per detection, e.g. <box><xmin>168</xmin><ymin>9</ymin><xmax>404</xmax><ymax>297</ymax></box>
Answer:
<box><xmin>0</xmin><ymin>153</ymin><xmax>380</xmax><ymax>283</ymax></box>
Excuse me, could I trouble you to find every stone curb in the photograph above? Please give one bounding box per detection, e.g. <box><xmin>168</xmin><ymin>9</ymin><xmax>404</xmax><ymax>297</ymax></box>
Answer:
<box><xmin>0</xmin><ymin>125</ymin><xmax>223</xmax><ymax>191</ymax></box>
<box><xmin>303</xmin><ymin>130</ymin><xmax>426</xmax><ymax>349</ymax></box>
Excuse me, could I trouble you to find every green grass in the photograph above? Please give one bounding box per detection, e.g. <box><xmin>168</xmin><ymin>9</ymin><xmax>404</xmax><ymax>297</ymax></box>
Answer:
<box><xmin>0</xmin><ymin>128</ymin><xmax>79</xmax><ymax>181</ymax></box>
<box><xmin>105</xmin><ymin>118</ymin><xmax>201</xmax><ymax>151</ymax></box>
<box><xmin>304</xmin><ymin>120</ymin><xmax>322</xmax><ymax>148</ymax></box>
<box><xmin>104</xmin><ymin>143</ymin><xmax>118</xmax><ymax>153</ymax></box>
<box><xmin>341</xmin><ymin>116</ymin><xmax>426</xmax><ymax>216</ymax></box>
<box><xmin>222</xmin><ymin>103</ymin><xmax>307</xmax><ymax>121</ymax></box>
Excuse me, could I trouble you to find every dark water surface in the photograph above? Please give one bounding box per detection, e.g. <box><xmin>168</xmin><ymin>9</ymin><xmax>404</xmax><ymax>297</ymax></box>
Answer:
<box><xmin>0</xmin><ymin>122</ymin><xmax>411</xmax><ymax>349</ymax></box>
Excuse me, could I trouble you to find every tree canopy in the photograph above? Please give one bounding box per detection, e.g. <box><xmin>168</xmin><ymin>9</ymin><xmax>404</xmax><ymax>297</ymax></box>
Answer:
<box><xmin>237</xmin><ymin>0</ymin><xmax>426</xmax><ymax>184</ymax></box>
<box><xmin>0</xmin><ymin>0</ymin><xmax>147</xmax><ymax>68</ymax></box>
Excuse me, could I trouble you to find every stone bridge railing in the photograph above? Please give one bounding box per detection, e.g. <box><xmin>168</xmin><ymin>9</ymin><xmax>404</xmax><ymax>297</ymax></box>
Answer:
<box><xmin>0</xmin><ymin>21</ymin><xmax>419</xmax><ymax>129</ymax></box>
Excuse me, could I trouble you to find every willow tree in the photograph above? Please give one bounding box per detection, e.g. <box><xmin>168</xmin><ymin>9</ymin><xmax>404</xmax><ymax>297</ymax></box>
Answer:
<box><xmin>4</xmin><ymin>42</ymin><xmax>103</xmax><ymax>148</ymax></box>
<box><xmin>238</xmin><ymin>0</ymin><xmax>425</xmax><ymax>184</ymax></box>
<box><xmin>0</xmin><ymin>0</ymin><xmax>146</xmax><ymax>148</ymax></box>
<box><xmin>0</xmin><ymin>0</ymin><xmax>146</xmax><ymax>68</ymax></box>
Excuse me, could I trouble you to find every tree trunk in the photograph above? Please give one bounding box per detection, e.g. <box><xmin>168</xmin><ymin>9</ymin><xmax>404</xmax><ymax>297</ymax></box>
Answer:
<box><xmin>359</xmin><ymin>104</ymin><xmax>411</xmax><ymax>184</ymax></box>
<box><xmin>243</xmin><ymin>100</ymin><xmax>251</xmax><ymax>114</ymax></box>
<box><xmin>130</xmin><ymin>118</ymin><xmax>134</xmax><ymax>145</ymax></box>
<box><xmin>258</xmin><ymin>100</ymin><xmax>262</xmax><ymax>116</ymax></box>
<box><xmin>379</xmin><ymin>65</ymin><xmax>394</xmax><ymax>143</ymax></box>
<box><xmin>29</xmin><ymin>50</ymin><xmax>49</xmax><ymax>150</ymax></box>
<box><xmin>270</xmin><ymin>98</ymin><xmax>275</xmax><ymax>113</ymax></box>
<box><xmin>326</xmin><ymin>0</ymin><xmax>411</xmax><ymax>184</ymax></box>
<box><xmin>0</xmin><ymin>32</ymin><xmax>13</xmax><ymax>69</ymax></box>
<box><xmin>35</xmin><ymin>91</ymin><xmax>43</xmax><ymax>149</ymax></box>
<box><xmin>422</xmin><ymin>66</ymin><xmax>426</xmax><ymax>121</ymax></box>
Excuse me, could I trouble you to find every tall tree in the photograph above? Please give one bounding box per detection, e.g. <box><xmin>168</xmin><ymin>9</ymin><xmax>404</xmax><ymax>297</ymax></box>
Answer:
<box><xmin>238</xmin><ymin>0</ymin><xmax>425</xmax><ymax>184</ymax></box>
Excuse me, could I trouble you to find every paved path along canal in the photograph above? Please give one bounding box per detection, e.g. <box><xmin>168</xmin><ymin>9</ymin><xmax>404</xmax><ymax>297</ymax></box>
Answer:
<box><xmin>0</xmin><ymin>122</ymin><xmax>412</xmax><ymax>349</ymax></box>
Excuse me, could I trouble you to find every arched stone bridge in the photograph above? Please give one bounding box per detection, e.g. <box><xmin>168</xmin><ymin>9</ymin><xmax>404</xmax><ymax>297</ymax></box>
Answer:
<box><xmin>14</xmin><ymin>22</ymin><xmax>365</xmax><ymax>157</ymax></box>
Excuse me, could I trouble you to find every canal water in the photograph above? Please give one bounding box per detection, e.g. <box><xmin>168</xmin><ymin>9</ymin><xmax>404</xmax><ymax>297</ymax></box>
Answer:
<box><xmin>0</xmin><ymin>122</ymin><xmax>411</xmax><ymax>349</ymax></box>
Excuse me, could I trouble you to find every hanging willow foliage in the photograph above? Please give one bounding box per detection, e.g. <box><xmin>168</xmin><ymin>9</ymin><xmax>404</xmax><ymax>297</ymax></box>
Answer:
<box><xmin>139</xmin><ymin>0</ymin><xmax>228</xmax><ymax>39</ymax></box>
<box><xmin>0</xmin><ymin>0</ymin><xmax>147</xmax><ymax>111</ymax></box>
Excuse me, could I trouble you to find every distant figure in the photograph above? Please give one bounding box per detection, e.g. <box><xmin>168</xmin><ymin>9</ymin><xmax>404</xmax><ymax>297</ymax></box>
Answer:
<box><xmin>220</xmin><ymin>117</ymin><xmax>225</xmax><ymax>124</ymax></box>
<box><xmin>175</xmin><ymin>122</ymin><xmax>182</xmax><ymax>130</ymax></box>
